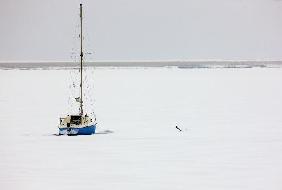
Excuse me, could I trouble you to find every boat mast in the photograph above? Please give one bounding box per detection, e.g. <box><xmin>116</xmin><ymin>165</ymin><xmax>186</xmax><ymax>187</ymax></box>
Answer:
<box><xmin>79</xmin><ymin>3</ymin><xmax>84</xmax><ymax>116</ymax></box>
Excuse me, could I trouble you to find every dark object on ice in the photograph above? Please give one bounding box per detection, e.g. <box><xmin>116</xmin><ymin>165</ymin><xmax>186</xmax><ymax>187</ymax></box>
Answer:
<box><xmin>176</xmin><ymin>126</ymin><xmax>182</xmax><ymax>132</ymax></box>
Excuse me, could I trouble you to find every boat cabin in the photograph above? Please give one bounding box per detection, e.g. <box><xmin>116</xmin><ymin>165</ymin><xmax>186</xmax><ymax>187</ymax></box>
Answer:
<box><xmin>59</xmin><ymin>114</ymin><xmax>93</xmax><ymax>127</ymax></box>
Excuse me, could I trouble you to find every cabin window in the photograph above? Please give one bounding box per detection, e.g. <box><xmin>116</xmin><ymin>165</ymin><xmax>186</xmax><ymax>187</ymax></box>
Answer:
<box><xmin>70</xmin><ymin>115</ymin><xmax>81</xmax><ymax>125</ymax></box>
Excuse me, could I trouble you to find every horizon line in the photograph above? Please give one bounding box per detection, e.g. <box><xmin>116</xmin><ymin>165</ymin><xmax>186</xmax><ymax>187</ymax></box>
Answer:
<box><xmin>1</xmin><ymin>59</ymin><xmax>282</xmax><ymax>64</ymax></box>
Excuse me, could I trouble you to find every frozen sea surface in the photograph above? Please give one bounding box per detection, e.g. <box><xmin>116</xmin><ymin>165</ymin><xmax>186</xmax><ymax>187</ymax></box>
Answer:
<box><xmin>0</xmin><ymin>67</ymin><xmax>282</xmax><ymax>190</ymax></box>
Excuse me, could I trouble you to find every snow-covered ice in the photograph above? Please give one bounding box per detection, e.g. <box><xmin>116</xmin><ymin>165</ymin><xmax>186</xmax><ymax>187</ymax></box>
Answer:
<box><xmin>0</xmin><ymin>67</ymin><xmax>282</xmax><ymax>190</ymax></box>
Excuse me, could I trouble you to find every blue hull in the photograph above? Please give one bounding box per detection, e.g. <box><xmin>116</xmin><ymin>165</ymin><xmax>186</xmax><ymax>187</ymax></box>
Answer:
<box><xmin>59</xmin><ymin>124</ymin><xmax>96</xmax><ymax>135</ymax></box>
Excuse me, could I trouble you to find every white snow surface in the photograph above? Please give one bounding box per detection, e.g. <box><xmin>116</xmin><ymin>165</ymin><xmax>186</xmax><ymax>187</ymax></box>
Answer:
<box><xmin>0</xmin><ymin>67</ymin><xmax>282</xmax><ymax>190</ymax></box>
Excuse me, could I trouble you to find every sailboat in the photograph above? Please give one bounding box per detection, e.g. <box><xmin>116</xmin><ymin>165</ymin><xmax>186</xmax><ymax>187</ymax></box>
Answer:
<box><xmin>58</xmin><ymin>4</ymin><xmax>97</xmax><ymax>135</ymax></box>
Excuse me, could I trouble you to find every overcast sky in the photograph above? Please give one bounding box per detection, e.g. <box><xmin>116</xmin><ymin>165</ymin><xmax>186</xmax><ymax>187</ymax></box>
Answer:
<box><xmin>0</xmin><ymin>0</ymin><xmax>282</xmax><ymax>62</ymax></box>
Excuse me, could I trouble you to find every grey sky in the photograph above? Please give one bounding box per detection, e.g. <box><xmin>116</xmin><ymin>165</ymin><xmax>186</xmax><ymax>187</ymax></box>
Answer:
<box><xmin>1</xmin><ymin>0</ymin><xmax>282</xmax><ymax>62</ymax></box>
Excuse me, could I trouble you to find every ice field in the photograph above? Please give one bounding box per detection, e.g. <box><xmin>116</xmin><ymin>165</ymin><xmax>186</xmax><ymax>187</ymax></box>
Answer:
<box><xmin>0</xmin><ymin>66</ymin><xmax>282</xmax><ymax>190</ymax></box>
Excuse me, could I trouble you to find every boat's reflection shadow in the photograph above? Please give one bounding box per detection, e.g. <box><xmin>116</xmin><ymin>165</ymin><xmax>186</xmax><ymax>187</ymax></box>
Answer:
<box><xmin>95</xmin><ymin>130</ymin><xmax>114</xmax><ymax>134</ymax></box>
<box><xmin>52</xmin><ymin>130</ymin><xmax>114</xmax><ymax>136</ymax></box>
